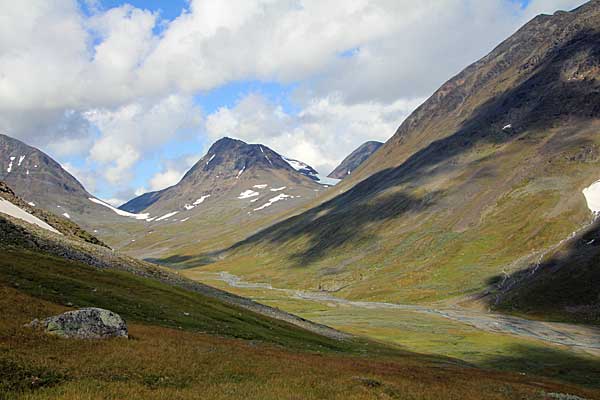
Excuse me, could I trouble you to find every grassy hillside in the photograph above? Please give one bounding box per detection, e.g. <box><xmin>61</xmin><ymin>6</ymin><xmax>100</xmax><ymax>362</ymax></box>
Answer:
<box><xmin>2</xmin><ymin>248</ymin><xmax>599</xmax><ymax>399</ymax></box>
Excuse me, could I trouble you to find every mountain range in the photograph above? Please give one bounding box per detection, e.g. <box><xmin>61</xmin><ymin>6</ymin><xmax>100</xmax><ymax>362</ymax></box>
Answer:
<box><xmin>2</xmin><ymin>2</ymin><xmax>600</xmax><ymax>398</ymax></box>
<box><xmin>182</xmin><ymin>1</ymin><xmax>600</xmax><ymax>324</ymax></box>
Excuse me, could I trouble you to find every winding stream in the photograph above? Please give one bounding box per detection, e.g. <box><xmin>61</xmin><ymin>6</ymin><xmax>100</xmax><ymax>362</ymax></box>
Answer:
<box><xmin>202</xmin><ymin>272</ymin><xmax>600</xmax><ymax>353</ymax></box>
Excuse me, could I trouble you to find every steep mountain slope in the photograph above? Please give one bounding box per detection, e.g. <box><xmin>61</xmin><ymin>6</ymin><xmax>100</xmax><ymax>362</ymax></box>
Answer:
<box><xmin>119</xmin><ymin>138</ymin><xmax>328</xmax><ymax>259</ymax></box>
<box><xmin>0</xmin><ymin>134</ymin><xmax>155</xmax><ymax>243</ymax></box>
<box><xmin>193</xmin><ymin>1</ymin><xmax>600</xmax><ymax>323</ymax></box>
<box><xmin>328</xmin><ymin>141</ymin><xmax>383</xmax><ymax>179</ymax></box>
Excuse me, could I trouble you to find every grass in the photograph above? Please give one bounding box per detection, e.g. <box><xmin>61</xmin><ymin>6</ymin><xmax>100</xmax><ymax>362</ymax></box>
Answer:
<box><xmin>2</xmin><ymin>285</ymin><xmax>597</xmax><ymax>400</ymax></box>
<box><xmin>0</xmin><ymin>246</ymin><xmax>355</xmax><ymax>352</ymax></box>
<box><xmin>2</xmin><ymin>246</ymin><xmax>599</xmax><ymax>399</ymax></box>
<box><xmin>186</xmin><ymin>272</ymin><xmax>600</xmax><ymax>389</ymax></box>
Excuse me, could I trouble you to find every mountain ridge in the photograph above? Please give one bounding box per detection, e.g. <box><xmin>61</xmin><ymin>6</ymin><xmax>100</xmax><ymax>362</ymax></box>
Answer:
<box><xmin>328</xmin><ymin>141</ymin><xmax>383</xmax><ymax>179</ymax></box>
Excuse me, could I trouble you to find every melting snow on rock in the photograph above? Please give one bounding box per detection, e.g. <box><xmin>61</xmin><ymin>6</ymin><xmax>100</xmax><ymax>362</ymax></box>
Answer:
<box><xmin>193</xmin><ymin>195</ymin><xmax>210</xmax><ymax>205</ymax></box>
<box><xmin>270</xmin><ymin>186</ymin><xmax>286</xmax><ymax>192</ymax></box>
<box><xmin>6</xmin><ymin>156</ymin><xmax>15</xmax><ymax>173</ymax></box>
<box><xmin>238</xmin><ymin>190</ymin><xmax>259</xmax><ymax>199</ymax></box>
<box><xmin>254</xmin><ymin>194</ymin><xmax>293</xmax><ymax>211</ymax></box>
<box><xmin>156</xmin><ymin>211</ymin><xmax>179</xmax><ymax>221</ymax></box>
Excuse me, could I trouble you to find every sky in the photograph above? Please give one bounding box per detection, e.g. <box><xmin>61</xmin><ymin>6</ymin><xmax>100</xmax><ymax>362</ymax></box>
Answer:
<box><xmin>0</xmin><ymin>0</ymin><xmax>588</xmax><ymax>205</ymax></box>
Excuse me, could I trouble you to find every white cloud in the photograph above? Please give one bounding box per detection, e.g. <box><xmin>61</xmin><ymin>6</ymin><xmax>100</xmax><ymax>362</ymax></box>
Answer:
<box><xmin>148</xmin><ymin>153</ymin><xmax>198</xmax><ymax>191</ymax></box>
<box><xmin>85</xmin><ymin>94</ymin><xmax>202</xmax><ymax>185</ymax></box>
<box><xmin>206</xmin><ymin>93</ymin><xmax>422</xmax><ymax>174</ymax></box>
<box><xmin>0</xmin><ymin>0</ymin><xmax>588</xmax><ymax>196</ymax></box>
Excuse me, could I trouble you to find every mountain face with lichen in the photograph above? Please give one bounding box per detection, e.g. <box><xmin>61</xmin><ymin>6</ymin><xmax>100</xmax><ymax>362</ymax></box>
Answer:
<box><xmin>328</xmin><ymin>141</ymin><xmax>383</xmax><ymax>179</ymax></box>
<box><xmin>201</xmin><ymin>1</ymin><xmax>600</xmax><ymax>324</ymax></box>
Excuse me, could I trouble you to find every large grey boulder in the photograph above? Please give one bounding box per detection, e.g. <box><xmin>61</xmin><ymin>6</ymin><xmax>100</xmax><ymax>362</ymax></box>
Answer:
<box><xmin>28</xmin><ymin>308</ymin><xmax>128</xmax><ymax>339</ymax></box>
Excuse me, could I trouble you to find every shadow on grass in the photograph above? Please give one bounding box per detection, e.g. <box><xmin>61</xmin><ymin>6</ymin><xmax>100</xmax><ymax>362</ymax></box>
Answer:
<box><xmin>145</xmin><ymin>254</ymin><xmax>216</xmax><ymax>269</ymax></box>
<box><xmin>480</xmin><ymin>343</ymin><xmax>600</xmax><ymax>388</ymax></box>
<box><xmin>485</xmin><ymin>218</ymin><xmax>600</xmax><ymax>325</ymax></box>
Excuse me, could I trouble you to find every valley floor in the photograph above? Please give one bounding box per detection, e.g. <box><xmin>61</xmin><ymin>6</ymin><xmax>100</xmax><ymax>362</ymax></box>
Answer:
<box><xmin>185</xmin><ymin>270</ymin><xmax>600</xmax><ymax>390</ymax></box>
<box><xmin>2</xmin><ymin>246</ymin><xmax>599</xmax><ymax>399</ymax></box>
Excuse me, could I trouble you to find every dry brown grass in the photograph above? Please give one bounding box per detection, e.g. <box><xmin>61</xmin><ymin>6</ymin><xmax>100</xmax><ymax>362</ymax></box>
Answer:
<box><xmin>2</xmin><ymin>286</ymin><xmax>598</xmax><ymax>400</ymax></box>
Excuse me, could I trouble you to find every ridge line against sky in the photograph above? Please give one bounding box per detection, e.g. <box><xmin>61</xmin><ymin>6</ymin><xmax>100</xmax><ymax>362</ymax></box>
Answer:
<box><xmin>0</xmin><ymin>0</ymin><xmax>587</xmax><ymax>205</ymax></box>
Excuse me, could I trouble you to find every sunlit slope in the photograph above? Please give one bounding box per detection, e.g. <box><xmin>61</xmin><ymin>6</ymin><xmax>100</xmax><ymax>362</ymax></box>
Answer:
<box><xmin>193</xmin><ymin>2</ymin><xmax>600</xmax><ymax>318</ymax></box>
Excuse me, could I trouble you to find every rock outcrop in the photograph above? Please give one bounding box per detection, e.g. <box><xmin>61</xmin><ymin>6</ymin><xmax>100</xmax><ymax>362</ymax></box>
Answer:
<box><xmin>28</xmin><ymin>308</ymin><xmax>128</xmax><ymax>339</ymax></box>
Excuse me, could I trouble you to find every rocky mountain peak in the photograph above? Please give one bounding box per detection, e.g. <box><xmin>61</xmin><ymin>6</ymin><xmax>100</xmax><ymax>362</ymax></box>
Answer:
<box><xmin>328</xmin><ymin>141</ymin><xmax>383</xmax><ymax>179</ymax></box>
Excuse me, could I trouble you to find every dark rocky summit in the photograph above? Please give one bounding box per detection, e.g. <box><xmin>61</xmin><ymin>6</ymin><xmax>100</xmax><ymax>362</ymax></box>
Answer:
<box><xmin>328</xmin><ymin>141</ymin><xmax>383</xmax><ymax>179</ymax></box>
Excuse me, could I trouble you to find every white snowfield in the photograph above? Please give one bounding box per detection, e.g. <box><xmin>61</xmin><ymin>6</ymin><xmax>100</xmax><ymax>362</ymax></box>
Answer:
<box><xmin>583</xmin><ymin>180</ymin><xmax>600</xmax><ymax>213</ymax></box>
<box><xmin>254</xmin><ymin>193</ymin><xmax>293</xmax><ymax>211</ymax></box>
<box><xmin>88</xmin><ymin>197</ymin><xmax>151</xmax><ymax>220</ymax></box>
<box><xmin>0</xmin><ymin>197</ymin><xmax>61</xmax><ymax>234</ymax></box>
<box><xmin>238</xmin><ymin>190</ymin><xmax>259</xmax><ymax>199</ymax></box>
<box><xmin>283</xmin><ymin>156</ymin><xmax>340</xmax><ymax>186</ymax></box>
<box><xmin>156</xmin><ymin>211</ymin><xmax>179</xmax><ymax>221</ymax></box>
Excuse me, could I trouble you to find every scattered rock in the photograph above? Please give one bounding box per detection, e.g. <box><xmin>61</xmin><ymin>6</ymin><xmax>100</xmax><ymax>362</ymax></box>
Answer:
<box><xmin>27</xmin><ymin>308</ymin><xmax>128</xmax><ymax>339</ymax></box>
<box><xmin>353</xmin><ymin>376</ymin><xmax>382</xmax><ymax>388</ymax></box>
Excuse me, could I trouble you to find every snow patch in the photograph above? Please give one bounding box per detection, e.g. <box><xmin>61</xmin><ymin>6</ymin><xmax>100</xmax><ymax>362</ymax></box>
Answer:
<box><xmin>193</xmin><ymin>195</ymin><xmax>210</xmax><ymax>205</ymax></box>
<box><xmin>254</xmin><ymin>193</ymin><xmax>293</xmax><ymax>211</ymax></box>
<box><xmin>583</xmin><ymin>180</ymin><xmax>600</xmax><ymax>214</ymax></box>
<box><xmin>62</xmin><ymin>213</ymin><xmax>71</xmax><ymax>219</ymax></box>
<box><xmin>156</xmin><ymin>211</ymin><xmax>179</xmax><ymax>221</ymax></box>
<box><xmin>253</xmin><ymin>184</ymin><xmax>267</xmax><ymax>189</ymax></box>
<box><xmin>503</xmin><ymin>124</ymin><xmax>512</xmax><ymax>130</ymax></box>
<box><xmin>180</xmin><ymin>217</ymin><xmax>190</xmax><ymax>222</ymax></box>
<box><xmin>206</xmin><ymin>154</ymin><xmax>216</xmax><ymax>165</ymax></box>
<box><xmin>236</xmin><ymin>166</ymin><xmax>245</xmax><ymax>178</ymax></box>
<box><xmin>89</xmin><ymin>197</ymin><xmax>151</xmax><ymax>220</ymax></box>
<box><xmin>27</xmin><ymin>202</ymin><xmax>35</xmax><ymax>207</ymax></box>
<box><xmin>283</xmin><ymin>156</ymin><xmax>340</xmax><ymax>186</ymax></box>
<box><xmin>238</xmin><ymin>190</ymin><xmax>259</xmax><ymax>199</ymax></box>
<box><xmin>270</xmin><ymin>186</ymin><xmax>286</xmax><ymax>192</ymax></box>
<box><xmin>0</xmin><ymin>197</ymin><xmax>61</xmax><ymax>234</ymax></box>
<box><xmin>18</xmin><ymin>155</ymin><xmax>25</xmax><ymax>166</ymax></box>
<box><xmin>7</xmin><ymin>156</ymin><xmax>14</xmax><ymax>173</ymax></box>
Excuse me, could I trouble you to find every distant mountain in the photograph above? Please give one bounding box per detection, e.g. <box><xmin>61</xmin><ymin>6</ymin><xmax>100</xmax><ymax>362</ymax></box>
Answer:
<box><xmin>118</xmin><ymin>137</ymin><xmax>328</xmax><ymax>259</ymax></box>
<box><xmin>121</xmin><ymin>137</ymin><xmax>323</xmax><ymax>215</ymax></box>
<box><xmin>205</xmin><ymin>1</ymin><xmax>600</xmax><ymax>324</ymax></box>
<box><xmin>328</xmin><ymin>141</ymin><xmax>383</xmax><ymax>179</ymax></box>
